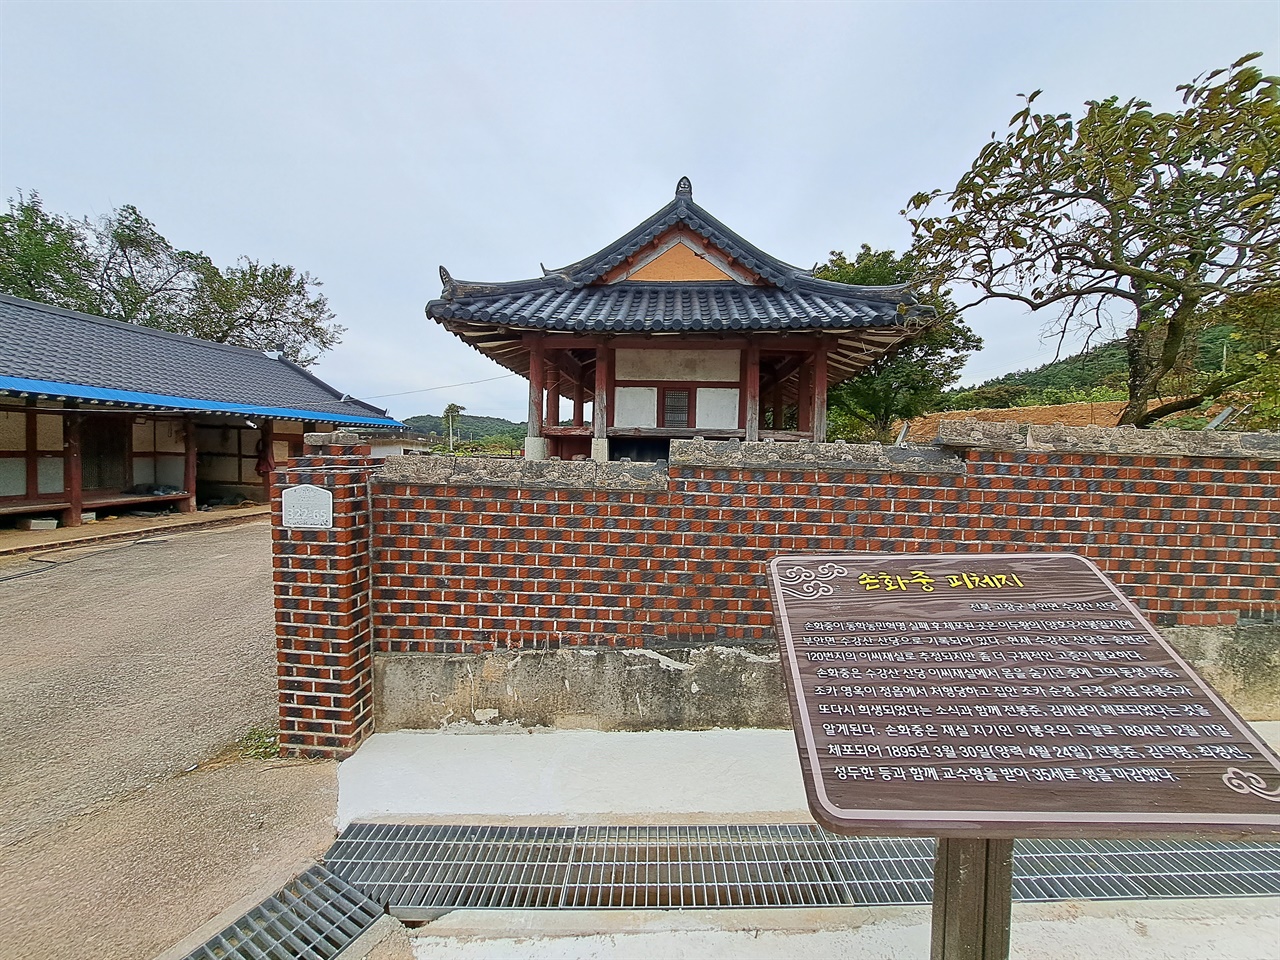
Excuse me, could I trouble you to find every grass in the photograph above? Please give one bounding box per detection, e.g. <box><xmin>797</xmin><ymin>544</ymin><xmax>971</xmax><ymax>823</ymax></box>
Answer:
<box><xmin>238</xmin><ymin>725</ymin><xmax>281</xmax><ymax>760</ymax></box>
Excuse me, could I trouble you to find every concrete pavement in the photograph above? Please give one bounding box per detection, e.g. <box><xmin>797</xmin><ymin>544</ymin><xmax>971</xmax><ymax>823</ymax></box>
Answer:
<box><xmin>0</xmin><ymin>521</ymin><xmax>340</xmax><ymax>960</ymax></box>
<box><xmin>338</xmin><ymin>723</ymin><xmax>1280</xmax><ymax>828</ymax></box>
<box><xmin>338</xmin><ymin>724</ymin><xmax>1280</xmax><ymax>960</ymax></box>
<box><xmin>0</xmin><ymin>502</ymin><xmax>267</xmax><ymax>556</ymax></box>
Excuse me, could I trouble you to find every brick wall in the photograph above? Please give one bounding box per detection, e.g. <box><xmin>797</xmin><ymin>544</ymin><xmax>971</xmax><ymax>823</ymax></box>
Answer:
<box><xmin>272</xmin><ymin>440</ymin><xmax>377</xmax><ymax>756</ymax></box>
<box><xmin>273</xmin><ymin>427</ymin><xmax>1280</xmax><ymax>755</ymax></box>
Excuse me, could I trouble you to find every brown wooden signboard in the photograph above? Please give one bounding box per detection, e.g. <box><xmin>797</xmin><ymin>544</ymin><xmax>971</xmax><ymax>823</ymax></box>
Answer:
<box><xmin>768</xmin><ymin>552</ymin><xmax>1280</xmax><ymax>840</ymax></box>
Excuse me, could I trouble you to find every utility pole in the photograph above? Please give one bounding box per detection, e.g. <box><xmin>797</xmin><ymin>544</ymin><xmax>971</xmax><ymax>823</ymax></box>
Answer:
<box><xmin>443</xmin><ymin>403</ymin><xmax>464</xmax><ymax>452</ymax></box>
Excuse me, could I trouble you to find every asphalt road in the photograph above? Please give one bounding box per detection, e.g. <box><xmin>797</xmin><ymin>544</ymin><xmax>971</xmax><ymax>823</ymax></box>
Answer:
<box><xmin>0</xmin><ymin>522</ymin><xmax>339</xmax><ymax>960</ymax></box>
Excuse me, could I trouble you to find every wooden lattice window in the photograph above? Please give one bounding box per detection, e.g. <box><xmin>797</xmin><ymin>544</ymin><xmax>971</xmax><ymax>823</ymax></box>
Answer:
<box><xmin>660</xmin><ymin>388</ymin><xmax>691</xmax><ymax>428</ymax></box>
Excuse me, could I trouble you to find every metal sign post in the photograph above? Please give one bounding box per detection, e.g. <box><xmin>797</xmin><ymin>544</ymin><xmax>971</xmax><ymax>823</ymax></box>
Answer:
<box><xmin>766</xmin><ymin>552</ymin><xmax>1280</xmax><ymax>960</ymax></box>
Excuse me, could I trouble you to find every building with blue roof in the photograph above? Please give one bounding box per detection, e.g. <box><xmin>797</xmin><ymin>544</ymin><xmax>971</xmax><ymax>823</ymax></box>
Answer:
<box><xmin>0</xmin><ymin>293</ymin><xmax>403</xmax><ymax>525</ymax></box>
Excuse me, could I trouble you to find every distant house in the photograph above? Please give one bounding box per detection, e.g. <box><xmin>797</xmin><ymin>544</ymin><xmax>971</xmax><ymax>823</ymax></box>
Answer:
<box><xmin>0</xmin><ymin>293</ymin><xmax>402</xmax><ymax>526</ymax></box>
<box><xmin>427</xmin><ymin>177</ymin><xmax>934</xmax><ymax>462</ymax></box>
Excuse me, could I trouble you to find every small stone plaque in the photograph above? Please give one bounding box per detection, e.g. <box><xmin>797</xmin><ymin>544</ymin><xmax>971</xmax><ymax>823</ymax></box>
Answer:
<box><xmin>768</xmin><ymin>552</ymin><xmax>1280</xmax><ymax>839</ymax></box>
<box><xmin>281</xmin><ymin>483</ymin><xmax>334</xmax><ymax>530</ymax></box>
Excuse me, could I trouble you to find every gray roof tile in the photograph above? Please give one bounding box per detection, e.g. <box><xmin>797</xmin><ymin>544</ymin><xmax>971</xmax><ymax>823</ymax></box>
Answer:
<box><xmin>427</xmin><ymin>177</ymin><xmax>930</xmax><ymax>336</ymax></box>
<box><xmin>0</xmin><ymin>294</ymin><xmax>398</xmax><ymax>424</ymax></box>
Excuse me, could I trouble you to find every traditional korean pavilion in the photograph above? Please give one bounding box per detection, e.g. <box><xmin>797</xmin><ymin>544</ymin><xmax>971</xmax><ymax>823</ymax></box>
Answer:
<box><xmin>427</xmin><ymin>178</ymin><xmax>932</xmax><ymax>462</ymax></box>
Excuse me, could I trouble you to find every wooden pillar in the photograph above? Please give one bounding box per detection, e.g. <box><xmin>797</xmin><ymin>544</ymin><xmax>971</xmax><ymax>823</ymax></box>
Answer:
<box><xmin>24</xmin><ymin>400</ymin><xmax>37</xmax><ymax>502</ymax></box>
<box><xmin>592</xmin><ymin>343</ymin><xmax>610</xmax><ymax>462</ymax></box>
<box><xmin>180</xmin><ymin>414</ymin><xmax>197</xmax><ymax>513</ymax></box>
<box><xmin>63</xmin><ymin>411</ymin><xmax>82</xmax><ymax>527</ymax></box>
<box><xmin>544</xmin><ymin>352</ymin><xmax>561</xmax><ymax>429</ymax></box>
<box><xmin>593</xmin><ymin>345</ymin><xmax>610</xmax><ymax>438</ymax></box>
<box><xmin>573</xmin><ymin>376</ymin><xmax>585</xmax><ymax>427</ymax></box>
<box><xmin>931</xmin><ymin>838</ymin><xmax>1014</xmax><ymax>960</ymax></box>
<box><xmin>745</xmin><ymin>342</ymin><xmax>761</xmax><ymax>441</ymax></box>
<box><xmin>812</xmin><ymin>339</ymin><xmax>829</xmax><ymax>442</ymax></box>
<box><xmin>527</xmin><ymin>338</ymin><xmax>545</xmax><ymax>439</ymax></box>
<box><xmin>260</xmin><ymin>419</ymin><xmax>275</xmax><ymax>500</ymax></box>
<box><xmin>797</xmin><ymin>360</ymin><xmax>812</xmax><ymax>434</ymax></box>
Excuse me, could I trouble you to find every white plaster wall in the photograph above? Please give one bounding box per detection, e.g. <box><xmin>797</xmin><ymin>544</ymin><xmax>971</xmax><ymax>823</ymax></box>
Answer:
<box><xmin>133</xmin><ymin>421</ymin><xmax>156</xmax><ymax>453</ymax></box>
<box><xmin>133</xmin><ymin>457</ymin><xmax>156</xmax><ymax>486</ymax></box>
<box><xmin>35</xmin><ymin>415</ymin><xmax>62</xmax><ymax>451</ymax></box>
<box><xmin>203</xmin><ymin>457</ymin><xmax>239</xmax><ymax>482</ymax></box>
<box><xmin>36</xmin><ymin>457</ymin><xmax>63</xmax><ymax>494</ymax></box>
<box><xmin>0</xmin><ymin>412</ymin><xmax>23</xmax><ymax>451</ymax></box>
<box><xmin>0</xmin><ymin>459</ymin><xmax>24</xmax><ymax>496</ymax></box>
<box><xmin>696</xmin><ymin>388</ymin><xmax>740</xmax><ymax>429</ymax></box>
<box><xmin>613</xmin><ymin>387</ymin><xmax>658</xmax><ymax>428</ymax></box>
<box><xmin>156</xmin><ymin>419</ymin><xmax>184</xmax><ymax>453</ymax></box>
<box><xmin>615</xmin><ymin>349</ymin><xmax>740</xmax><ymax>382</ymax></box>
<box><xmin>196</xmin><ymin>425</ymin><xmax>237</xmax><ymax>455</ymax></box>
<box><xmin>156</xmin><ymin>456</ymin><xmax>185</xmax><ymax>487</ymax></box>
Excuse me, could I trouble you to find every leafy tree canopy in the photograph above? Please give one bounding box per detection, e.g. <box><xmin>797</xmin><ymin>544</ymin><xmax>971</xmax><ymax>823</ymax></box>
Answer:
<box><xmin>0</xmin><ymin>191</ymin><xmax>343</xmax><ymax>365</ymax></box>
<box><xmin>817</xmin><ymin>244</ymin><xmax>981</xmax><ymax>442</ymax></box>
<box><xmin>1214</xmin><ymin>287</ymin><xmax>1280</xmax><ymax>428</ymax></box>
<box><xmin>906</xmin><ymin>54</ymin><xmax>1280</xmax><ymax>426</ymax></box>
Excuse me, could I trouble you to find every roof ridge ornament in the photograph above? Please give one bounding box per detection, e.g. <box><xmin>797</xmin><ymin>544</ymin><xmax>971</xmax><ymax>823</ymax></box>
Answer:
<box><xmin>675</xmin><ymin>176</ymin><xmax>693</xmax><ymax>199</ymax></box>
<box><xmin>439</xmin><ymin>265</ymin><xmax>457</xmax><ymax>300</ymax></box>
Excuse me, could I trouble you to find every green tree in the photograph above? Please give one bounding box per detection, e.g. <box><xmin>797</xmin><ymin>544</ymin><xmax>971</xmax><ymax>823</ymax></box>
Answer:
<box><xmin>817</xmin><ymin>245</ymin><xmax>982</xmax><ymax>442</ymax></box>
<box><xmin>188</xmin><ymin>258</ymin><xmax>341</xmax><ymax>366</ymax></box>
<box><xmin>1216</xmin><ymin>287</ymin><xmax>1280</xmax><ymax>428</ymax></box>
<box><xmin>90</xmin><ymin>203</ymin><xmax>208</xmax><ymax>330</ymax></box>
<box><xmin>906</xmin><ymin>54</ymin><xmax>1280</xmax><ymax>426</ymax></box>
<box><xmin>0</xmin><ymin>191</ymin><xmax>97</xmax><ymax>312</ymax></box>
<box><xmin>0</xmin><ymin>192</ymin><xmax>343</xmax><ymax>365</ymax></box>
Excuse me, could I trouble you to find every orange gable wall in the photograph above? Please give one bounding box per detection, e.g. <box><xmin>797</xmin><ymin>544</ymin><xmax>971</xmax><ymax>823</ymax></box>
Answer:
<box><xmin>626</xmin><ymin>243</ymin><xmax>738</xmax><ymax>281</ymax></box>
<box><xmin>598</xmin><ymin>226</ymin><xmax>764</xmax><ymax>284</ymax></box>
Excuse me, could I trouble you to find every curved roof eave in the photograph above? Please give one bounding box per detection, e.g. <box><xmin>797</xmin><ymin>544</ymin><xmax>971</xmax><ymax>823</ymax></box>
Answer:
<box><xmin>430</xmin><ymin>178</ymin><xmax>927</xmax><ymax>305</ymax></box>
<box><xmin>0</xmin><ymin>375</ymin><xmax>404</xmax><ymax>427</ymax></box>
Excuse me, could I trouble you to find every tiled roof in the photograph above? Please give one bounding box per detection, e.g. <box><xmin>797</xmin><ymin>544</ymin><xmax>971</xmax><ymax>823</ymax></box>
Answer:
<box><xmin>549</xmin><ymin>175</ymin><xmax>814</xmax><ymax>290</ymax></box>
<box><xmin>427</xmin><ymin>178</ymin><xmax>930</xmax><ymax>382</ymax></box>
<box><xmin>430</xmin><ymin>280</ymin><xmax>904</xmax><ymax>331</ymax></box>
<box><xmin>0</xmin><ymin>294</ymin><xmax>400</xmax><ymax>425</ymax></box>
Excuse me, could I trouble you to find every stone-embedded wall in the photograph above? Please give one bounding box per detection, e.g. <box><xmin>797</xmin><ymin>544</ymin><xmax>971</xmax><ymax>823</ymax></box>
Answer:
<box><xmin>272</xmin><ymin>426</ymin><xmax>1280</xmax><ymax>756</ymax></box>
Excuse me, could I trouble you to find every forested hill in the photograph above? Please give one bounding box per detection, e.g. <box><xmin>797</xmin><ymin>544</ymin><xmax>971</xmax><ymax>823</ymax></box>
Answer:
<box><xmin>946</xmin><ymin>325</ymin><xmax>1235</xmax><ymax>409</ymax></box>
<box><xmin>403</xmin><ymin>413</ymin><xmax>525</xmax><ymax>441</ymax></box>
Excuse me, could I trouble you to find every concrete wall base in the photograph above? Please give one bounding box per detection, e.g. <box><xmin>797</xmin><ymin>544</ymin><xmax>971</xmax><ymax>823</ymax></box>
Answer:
<box><xmin>1163</xmin><ymin>622</ymin><xmax>1280</xmax><ymax>721</ymax></box>
<box><xmin>374</xmin><ymin>623</ymin><xmax>1280</xmax><ymax>732</ymax></box>
<box><xmin>374</xmin><ymin>644</ymin><xmax>789</xmax><ymax>732</ymax></box>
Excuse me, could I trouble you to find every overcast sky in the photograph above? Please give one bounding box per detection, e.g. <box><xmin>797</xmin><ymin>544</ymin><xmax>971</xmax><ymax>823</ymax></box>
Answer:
<box><xmin>2</xmin><ymin>1</ymin><xmax>1275</xmax><ymax>422</ymax></box>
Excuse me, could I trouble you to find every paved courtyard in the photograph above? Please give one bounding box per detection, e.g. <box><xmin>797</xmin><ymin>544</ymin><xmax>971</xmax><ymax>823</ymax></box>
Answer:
<box><xmin>1</xmin><ymin>519</ymin><xmax>1276</xmax><ymax>960</ymax></box>
<box><xmin>0</xmin><ymin>522</ymin><xmax>338</xmax><ymax>960</ymax></box>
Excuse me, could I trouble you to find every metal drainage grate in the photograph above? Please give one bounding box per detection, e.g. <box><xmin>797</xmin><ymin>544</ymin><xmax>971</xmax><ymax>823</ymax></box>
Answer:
<box><xmin>1013</xmin><ymin>837</ymin><xmax>1280</xmax><ymax>901</ymax></box>
<box><xmin>182</xmin><ymin>865</ymin><xmax>382</xmax><ymax>960</ymax></box>
<box><xmin>324</xmin><ymin>823</ymin><xmax>1280</xmax><ymax>920</ymax></box>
